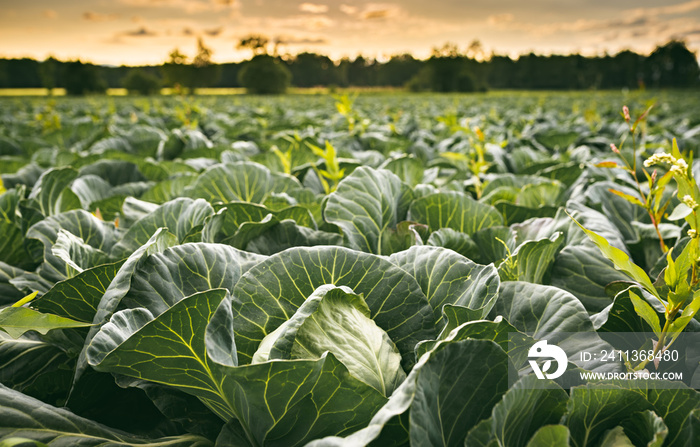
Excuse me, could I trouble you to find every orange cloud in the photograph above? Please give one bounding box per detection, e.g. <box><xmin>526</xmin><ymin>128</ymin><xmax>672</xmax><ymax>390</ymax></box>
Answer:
<box><xmin>83</xmin><ymin>11</ymin><xmax>120</xmax><ymax>22</ymax></box>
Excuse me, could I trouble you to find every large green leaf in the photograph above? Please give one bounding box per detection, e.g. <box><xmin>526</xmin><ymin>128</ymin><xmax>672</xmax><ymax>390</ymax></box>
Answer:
<box><xmin>471</xmin><ymin>226</ymin><xmax>517</xmax><ymax>265</ymax></box>
<box><xmin>0</xmin><ymin>332</ymin><xmax>74</xmax><ymax>406</ymax></box>
<box><xmin>0</xmin><ymin>384</ymin><xmax>213</xmax><ymax>446</ymax></box>
<box><xmin>524</xmin><ymin>425</ymin><xmax>571</xmax><ymax>447</ymax></box>
<box><xmin>26</xmin><ymin>167</ymin><xmax>81</xmax><ymax>217</ymax></box>
<box><xmin>255</xmin><ymin>285</ymin><xmax>405</xmax><ymax>396</ymax></box>
<box><xmin>122</xmin><ymin>243</ymin><xmax>264</xmax><ymax>316</ymax></box>
<box><xmin>586</xmin><ymin>182</ymin><xmax>647</xmax><ymax>244</ymax></box>
<box><xmin>244</xmin><ymin>220</ymin><xmax>343</xmax><ymax>255</ymax></box>
<box><xmin>88</xmin><ymin>289</ymin><xmax>387</xmax><ymax>446</ymax></box>
<box><xmin>70</xmin><ymin>175</ymin><xmax>114</xmax><ymax>209</ymax></box>
<box><xmin>26</xmin><ymin>210</ymin><xmax>119</xmax><ymax>282</ymax></box>
<box><xmin>50</xmin><ymin>229</ymin><xmax>111</xmax><ymax>277</ymax></box>
<box><xmin>464</xmin><ymin>375</ymin><xmax>569</xmax><ymax>447</ymax></box>
<box><xmin>569</xmin><ymin>213</ymin><xmax>659</xmax><ymax>299</ymax></box>
<box><xmin>0</xmin><ymin>262</ymin><xmax>25</xmax><ymax>304</ymax></box>
<box><xmin>513</xmin><ymin>202</ymin><xmax>629</xmax><ymax>256</ymax></box>
<box><xmin>111</xmin><ymin>198</ymin><xmax>214</xmax><ymax>258</ymax></box>
<box><xmin>408</xmin><ymin>191</ymin><xmax>503</xmax><ymax>236</ymax></box>
<box><xmin>498</xmin><ymin>233</ymin><xmax>563</xmax><ymax>283</ymax></box>
<box><xmin>426</xmin><ymin>228</ymin><xmax>480</xmax><ymax>260</ymax></box>
<box><xmin>643</xmin><ymin>383</ymin><xmax>700</xmax><ymax>447</ymax></box>
<box><xmin>565</xmin><ymin>385</ymin><xmax>652</xmax><ymax>447</ymax></box>
<box><xmin>621</xmin><ymin>410</ymin><xmax>668</xmax><ymax>447</ymax></box>
<box><xmin>231</xmin><ymin>246</ymin><xmax>434</xmax><ymax>367</ymax></box>
<box><xmin>0</xmin><ymin>187</ymin><xmax>32</xmax><ymax>269</ymax></box>
<box><xmin>30</xmin><ymin>261</ymin><xmax>125</xmax><ymax>323</ymax></box>
<box><xmin>495</xmin><ymin>282</ymin><xmax>621</xmax><ymax>374</ymax></box>
<box><xmin>306</xmin><ymin>339</ymin><xmax>510</xmax><ymax>447</ymax></box>
<box><xmin>389</xmin><ymin>246</ymin><xmax>500</xmax><ymax>326</ymax></box>
<box><xmin>550</xmin><ymin>246</ymin><xmax>631</xmax><ymax>312</ymax></box>
<box><xmin>186</xmin><ymin>162</ymin><xmax>300</xmax><ymax>204</ymax></box>
<box><xmin>75</xmin><ymin>228</ymin><xmax>178</xmax><ymax>383</ymax></box>
<box><xmin>87</xmin><ymin>289</ymin><xmax>233</xmax><ymax>418</ymax></box>
<box><xmin>324</xmin><ymin>166</ymin><xmax>413</xmax><ymax>255</ymax></box>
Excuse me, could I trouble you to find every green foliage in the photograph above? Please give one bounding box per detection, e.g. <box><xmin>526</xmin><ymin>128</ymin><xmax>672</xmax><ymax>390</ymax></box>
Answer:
<box><xmin>238</xmin><ymin>55</ymin><xmax>291</xmax><ymax>94</ymax></box>
<box><xmin>122</xmin><ymin>69</ymin><xmax>161</xmax><ymax>95</ymax></box>
<box><xmin>1</xmin><ymin>92</ymin><xmax>700</xmax><ymax>446</ymax></box>
<box><xmin>63</xmin><ymin>61</ymin><xmax>106</xmax><ymax>96</ymax></box>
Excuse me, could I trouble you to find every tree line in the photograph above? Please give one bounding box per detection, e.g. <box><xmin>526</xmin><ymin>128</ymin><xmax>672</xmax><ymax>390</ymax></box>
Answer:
<box><xmin>0</xmin><ymin>38</ymin><xmax>697</xmax><ymax>95</ymax></box>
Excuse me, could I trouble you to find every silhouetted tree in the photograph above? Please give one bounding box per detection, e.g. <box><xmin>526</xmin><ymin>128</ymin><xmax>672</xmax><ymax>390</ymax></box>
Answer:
<box><xmin>645</xmin><ymin>40</ymin><xmax>699</xmax><ymax>88</ymax></box>
<box><xmin>123</xmin><ymin>69</ymin><xmax>161</xmax><ymax>95</ymax></box>
<box><xmin>287</xmin><ymin>53</ymin><xmax>339</xmax><ymax>87</ymax></box>
<box><xmin>238</xmin><ymin>54</ymin><xmax>291</xmax><ymax>94</ymax></box>
<box><xmin>237</xmin><ymin>34</ymin><xmax>270</xmax><ymax>57</ymax></box>
<box><xmin>63</xmin><ymin>60</ymin><xmax>106</xmax><ymax>95</ymax></box>
<box><xmin>191</xmin><ymin>38</ymin><xmax>221</xmax><ymax>91</ymax></box>
<box><xmin>161</xmin><ymin>48</ymin><xmax>193</xmax><ymax>93</ymax></box>
<box><xmin>39</xmin><ymin>57</ymin><xmax>59</xmax><ymax>94</ymax></box>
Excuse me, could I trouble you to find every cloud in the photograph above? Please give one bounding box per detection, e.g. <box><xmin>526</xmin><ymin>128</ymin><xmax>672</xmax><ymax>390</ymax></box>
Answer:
<box><xmin>84</xmin><ymin>11</ymin><xmax>120</xmax><ymax>22</ymax></box>
<box><xmin>339</xmin><ymin>5</ymin><xmax>357</xmax><ymax>15</ymax></box>
<box><xmin>359</xmin><ymin>4</ymin><xmax>402</xmax><ymax>20</ymax></box>
<box><xmin>625</xmin><ymin>0</ymin><xmax>700</xmax><ymax>19</ymax></box>
<box><xmin>42</xmin><ymin>10</ymin><xmax>57</xmax><ymax>19</ymax></box>
<box><xmin>276</xmin><ymin>36</ymin><xmax>328</xmax><ymax>45</ymax></box>
<box><xmin>121</xmin><ymin>27</ymin><xmax>158</xmax><ymax>37</ymax></box>
<box><xmin>487</xmin><ymin>13</ymin><xmax>514</xmax><ymax>26</ymax></box>
<box><xmin>119</xmin><ymin>0</ymin><xmax>237</xmax><ymax>14</ymax></box>
<box><xmin>299</xmin><ymin>3</ymin><xmax>328</xmax><ymax>14</ymax></box>
<box><xmin>204</xmin><ymin>27</ymin><xmax>223</xmax><ymax>36</ymax></box>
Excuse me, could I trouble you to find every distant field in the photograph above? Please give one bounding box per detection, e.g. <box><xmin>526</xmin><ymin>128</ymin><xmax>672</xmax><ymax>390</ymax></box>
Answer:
<box><xmin>1</xmin><ymin>89</ymin><xmax>700</xmax><ymax>446</ymax></box>
<box><xmin>0</xmin><ymin>86</ymin><xmax>409</xmax><ymax>96</ymax></box>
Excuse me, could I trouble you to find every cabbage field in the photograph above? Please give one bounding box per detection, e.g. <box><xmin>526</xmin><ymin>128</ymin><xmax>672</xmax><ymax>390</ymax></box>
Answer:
<box><xmin>0</xmin><ymin>91</ymin><xmax>699</xmax><ymax>446</ymax></box>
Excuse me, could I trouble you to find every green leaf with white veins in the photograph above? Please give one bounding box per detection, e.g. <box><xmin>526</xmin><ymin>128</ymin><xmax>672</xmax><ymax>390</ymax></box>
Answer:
<box><xmin>499</xmin><ymin>233</ymin><xmax>564</xmax><ymax>284</ymax></box>
<box><xmin>324</xmin><ymin>166</ymin><xmax>413</xmax><ymax>255</ymax></box>
<box><xmin>27</xmin><ymin>167</ymin><xmax>81</xmax><ymax>217</ymax></box>
<box><xmin>524</xmin><ymin>425</ymin><xmax>571</xmax><ymax>447</ymax></box>
<box><xmin>565</xmin><ymin>385</ymin><xmax>652</xmax><ymax>447</ymax></box>
<box><xmin>26</xmin><ymin>210</ymin><xmax>119</xmax><ymax>282</ymax></box>
<box><xmin>389</xmin><ymin>246</ymin><xmax>500</xmax><ymax>327</ymax></box>
<box><xmin>256</xmin><ymin>285</ymin><xmax>406</xmax><ymax>396</ymax></box>
<box><xmin>306</xmin><ymin>339</ymin><xmax>510</xmax><ymax>447</ymax></box>
<box><xmin>408</xmin><ymin>191</ymin><xmax>503</xmax><ymax>236</ymax></box>
<box><xmin>464</xmin><ymin>375</ymin><xmax>569</xmax><ymax>447</ymax></box>
<box><xmin>232</xmin><ymin>246</ymin><xmax>434</xmax><ymax>368</ymax></box>
<box><xmin>88</xmin><ymin>289</ymin><xmax>387</xmax><ymax>446</ymax></box>
<box><xmin>111</xmin><ymin>197</ymin><xmax>214</xmax><ymax>258</ymax></box>
<box><xmin>121</xmin><ymin>242</ymin><xmax>265</xmax><ymax>316</ymax></box>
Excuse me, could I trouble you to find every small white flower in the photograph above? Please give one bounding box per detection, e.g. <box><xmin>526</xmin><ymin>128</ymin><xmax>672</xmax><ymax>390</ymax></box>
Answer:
<box><xmin>643</xmin><ymin>152</ymin><xmax>676</xmax><ymax>168</ymax></box>
<box><xmin>682</xmin><ymin>195</ymin><xmax>698</xmax><ymax>210</ymax></box>
<box><xmin>688</xmin><ymin>229</ymin><xmax>698</xmax><ymax>238</ymax></box>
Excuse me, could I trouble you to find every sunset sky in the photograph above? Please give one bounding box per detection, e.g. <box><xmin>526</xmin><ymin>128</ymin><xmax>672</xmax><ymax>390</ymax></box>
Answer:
<box><xmin>1</xmin><ymin>0</ymin><xmax>699</xmax><ymax>66</ymax></box>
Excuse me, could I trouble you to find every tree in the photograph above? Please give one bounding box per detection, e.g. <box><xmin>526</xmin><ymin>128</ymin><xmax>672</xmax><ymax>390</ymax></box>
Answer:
<box><xmin>63</xmin><ymin>60</ymin><xmax>106</xmax><ymax>95</ymax></box>
<box><xmin>161</xmin><ymin>48</ymin><xmax>193</xmax><ymax>93</ymax></box>
<box><xmin>645</xmin><ymin>40</ymin><xmax>699</xmax><ymax>88</ymax></box>
<box><xmin>192</xmin><ymin>37</ymin><xmax>221</xmax><ymax>91</ymax></box>
<box><xmin>238</xmin><ymin>54</ymin><xmax>291</xmax><ymax>94</ymax></box>
<box><xmin>123</xmin><ymin>69</ymin><xmax>161</xmax><ymax>95</ymax></box>
<box><xmin>237</xmin><ymin>34</ymin><xmax>270</xmax><ymax>57</ymax></box>
<box><xmin>288</xmin><ymin>52</ymin><xmax>339</xmax><ymax>87</ymax></box>
<box><xmin>39</xmin><ymin>57</ymin><xmax>58</xmax><ymax>95</ymax></box>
